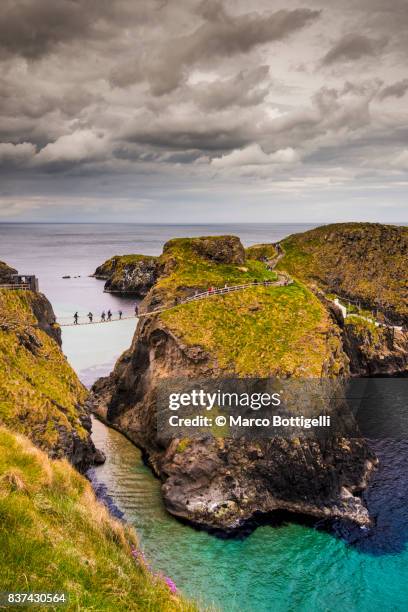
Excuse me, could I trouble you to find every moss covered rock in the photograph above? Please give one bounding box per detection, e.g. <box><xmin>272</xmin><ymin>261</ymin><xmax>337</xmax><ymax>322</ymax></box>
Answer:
<box><xmin>168</xmin><ymin>235</ymin><xmax>245</xmax><ymax>265</ymax></box>
<box><xmin>94</xmin><ymin>254</ymin><xmax>161</xmax><ymax>297</ymax></box>
<box><xmin>155</xmin><ymin>236</ymin><xmax>278</xmax><ymax>305</ymax></box>
<box><xmin>161</xmin><ymin>281</ymin><xmax>347</xmax><ymax>377</ymax></box>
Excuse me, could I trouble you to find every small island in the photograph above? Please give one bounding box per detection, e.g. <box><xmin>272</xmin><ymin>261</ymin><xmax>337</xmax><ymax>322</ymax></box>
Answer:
<box><xmin>90</xmin><ymin>223</ymin><xmax>408</xmax><ymax>533</ymax></box>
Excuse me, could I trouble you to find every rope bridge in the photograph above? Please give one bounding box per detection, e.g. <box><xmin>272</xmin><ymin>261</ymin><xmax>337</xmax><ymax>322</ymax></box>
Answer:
<box><xmin>57</xmin><ymin>279</ymin><xmax>288</xmax><ymax>327</ymax></box>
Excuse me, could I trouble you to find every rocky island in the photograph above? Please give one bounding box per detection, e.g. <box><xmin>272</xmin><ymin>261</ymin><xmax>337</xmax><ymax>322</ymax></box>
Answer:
<box><xmin>93</xmin><ymin>254</ymin><xmax>162</xmax><ymax>297</ymax></box>
<box><xmin>91</xmin><ymin>223</ymin><xmax>407</xmax><ymax>534</ymax></box>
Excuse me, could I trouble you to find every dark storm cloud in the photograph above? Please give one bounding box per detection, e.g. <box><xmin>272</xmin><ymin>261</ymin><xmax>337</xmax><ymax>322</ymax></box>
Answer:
<box><xmin>111</xmin><ymin>3</ymin><xmax>320</xmax><ymax>94</ymax></box>
<box><xmin>123</xmin><ymin>119</ymin><xmax>252</xmax><ymax>152</ymax></box>
<box><xmin>0</xmin><ymin>0</ymin><xmax>407</xmax><ymax>222</ymax></box>
<box><xmin>322</xmin><ymin>34</ymin><xmax>385</xmax><ymax>65</ymax></box>
<box><xmin>191</xmin><ymin>66</ymin><xmax>270</xmax><ymax>110</ymax></box>
<box><xmin>0</xmin><ymin>0</ymin><xmax>168</xmax><ymax>60</ymax></box>
<box><xmin>378</xmin><ymin>79</ymin><xmax>408</xmax><ymax>100</ymax></box>
<box><xmin>0</xmin><ymin>0</ymin><xmax>96</xmax><ymax>59</ymax></box>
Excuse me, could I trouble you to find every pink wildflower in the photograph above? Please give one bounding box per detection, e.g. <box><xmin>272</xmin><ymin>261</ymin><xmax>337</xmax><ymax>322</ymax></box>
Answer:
<box><xmin>164</xmin><ymin>576</ymin><xmax>178</xmax><ymax>594</ymax></box>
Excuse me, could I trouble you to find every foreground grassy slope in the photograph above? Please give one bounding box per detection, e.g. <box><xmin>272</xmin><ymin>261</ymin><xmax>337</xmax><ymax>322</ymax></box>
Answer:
<box><xmin>0</xmin><ymin>289</ymin><xmax>89</xmax><ymax>457</ymax></box>
<box><xmin>0</xmin><ymin>427</ymin><xmax>198</xmax><ymax>611</ymax></box>
<box><xmin>277</xmin><ymin>223</ymin><xmax>408</xmax><ymax>323</ymax></box>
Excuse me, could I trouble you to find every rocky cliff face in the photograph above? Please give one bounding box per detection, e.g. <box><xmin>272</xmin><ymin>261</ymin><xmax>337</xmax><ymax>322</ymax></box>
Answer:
<box><xmin>93</xmin><ymin>254</ymin><xmax>161</xmax><ymax>297</ymax></box>
<box><xmin>92</xmin><ymin>312</ymin><xmax>375</xmax><ymax>531</ymax></box>
<box><xmin>0</xmin><ymin>285</ymin><xmax>104</xmax><ymax>470</ymax></box>
<box><xmin>91</xmin><ymin>234</ymin><xmax>381</xmax><ymax>532</ymax></box>
<box><xmin>343</xmin><ymin>317</ymin><xmax>408</xmax><ymax>376</ymax></box>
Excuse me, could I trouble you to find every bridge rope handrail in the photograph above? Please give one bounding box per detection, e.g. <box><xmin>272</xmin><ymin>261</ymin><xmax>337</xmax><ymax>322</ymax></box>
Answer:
<box><xmin>56</xmin><ymin>278</ymin><xmax>289</xmax><ymax>326</ymax></box>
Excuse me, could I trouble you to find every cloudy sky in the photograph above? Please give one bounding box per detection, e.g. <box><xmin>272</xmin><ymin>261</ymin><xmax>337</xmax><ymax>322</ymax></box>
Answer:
<box><xmin>0</xmin><ymin>0</ymin><xmax>407</xmax><ymax>223</ymax></box>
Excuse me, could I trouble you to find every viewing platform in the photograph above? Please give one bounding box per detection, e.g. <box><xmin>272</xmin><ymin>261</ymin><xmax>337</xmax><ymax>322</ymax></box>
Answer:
<box><xmin>0</xmin><ymin>274</ymin><xmax>39</xmax><ymax>292</ymax></box>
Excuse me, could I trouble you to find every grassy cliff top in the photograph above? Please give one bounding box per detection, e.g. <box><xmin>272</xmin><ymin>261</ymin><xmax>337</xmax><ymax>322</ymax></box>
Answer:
<box><xmin>161</xmin><ymin>281</ymin><xmax>346</xmax><ymax>377</ymax></box>
<box><xmin>156</xmin><ymin>236</ymin><xmax>277</xmax><ymax>298</ymax></box>
<box><xmin>0</xmin><ymin>289</ymin><xmax>88</xmax><ymax>457</ymax></box>
<box><xmin>151</xmin><ymin>236</ymin><xmax>346</xmax><ymax>377</ymax></box>
<box><xmin>277</xmin><ymin>222</ymin><xmax>408</xmax><ymax>323</ymax></box>
<box><xmin>0</xmin><ymin>427</ymin><xmax>198</xmax><ymax>611</ymax></box>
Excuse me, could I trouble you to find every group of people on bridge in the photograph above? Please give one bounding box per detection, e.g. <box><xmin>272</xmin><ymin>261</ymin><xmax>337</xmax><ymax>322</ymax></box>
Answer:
<box><xmin>72</xmin><ymin>304</ymin><xmax>139</xmax><ymax>324</ymax></box>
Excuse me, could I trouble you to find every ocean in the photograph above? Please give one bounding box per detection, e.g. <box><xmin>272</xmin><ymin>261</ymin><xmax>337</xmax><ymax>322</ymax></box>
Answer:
<box><xmin>1</xmin><ymin>222</ymin><xmax>407</xmax><ymax>612</ymax></box>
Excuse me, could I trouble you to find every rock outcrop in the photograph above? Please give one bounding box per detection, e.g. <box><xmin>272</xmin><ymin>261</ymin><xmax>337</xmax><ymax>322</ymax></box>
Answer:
<box><xmin>0</xmin><ymin>281</ymin><xmax>104</xmax><ymax>470</ymax></box>
<box><xmin>92</xmin><ymin>315</ymin><xmax>375</xmax><ymax>531</ymax></box>
<box><xmin>93</xmin><ymin>254</ymin><xmax>161</xmax><ymax>297</ymax></box>
<box><xmin>91</xmin><ymin>234</ymin><xmax>381</xmax><ymax>532</ymax></box>
<box><xmin>93</xmin><ymin>235</ymin><xmax>247</xmax><ymax>299</ymax></box>
<box><xmin>182</xmin><ymin>235</ymin><xmax>245</xmax><ymax>265</ymax></box>
<box><xmin>343</xmin><ymin>317</ymin><xmax>408</xmax><ymax>376</ymax></box>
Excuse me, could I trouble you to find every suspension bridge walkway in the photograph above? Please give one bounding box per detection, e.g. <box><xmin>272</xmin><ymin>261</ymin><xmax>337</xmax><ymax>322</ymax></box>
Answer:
<box><xmin>57</xmin><ymin>278</ymin><xmax>290</xmax><ymax>327</ymax></box>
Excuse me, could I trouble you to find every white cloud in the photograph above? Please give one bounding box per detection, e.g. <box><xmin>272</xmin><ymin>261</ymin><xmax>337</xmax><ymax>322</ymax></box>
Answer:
<box><xmin>35</xmin><ymin>130</ymin><xmax>109</xmax><ymax>164</ymax></box>
<box><xmin>211</xmin><ymin>144</ymin><xmax>300</xmax><ymax>168</ymax></box>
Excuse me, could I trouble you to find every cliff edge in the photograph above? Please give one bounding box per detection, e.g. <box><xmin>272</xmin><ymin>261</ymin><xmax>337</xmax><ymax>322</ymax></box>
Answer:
<box><xmin>0</xmin><ymin>285</ymin><xmax>101</xmax><ymax>470</ymax></box>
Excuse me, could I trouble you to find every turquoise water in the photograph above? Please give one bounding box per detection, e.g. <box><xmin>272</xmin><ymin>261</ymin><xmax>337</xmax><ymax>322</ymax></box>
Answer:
<box><xmin>89</xmin><ymin>418</ymin><xmax>408</xmax><ymax>612</ymax></box>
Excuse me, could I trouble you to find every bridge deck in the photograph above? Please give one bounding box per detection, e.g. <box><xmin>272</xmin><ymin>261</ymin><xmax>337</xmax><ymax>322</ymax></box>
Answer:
<box><xmin>57</xmin><ymin>279</ymin><xmax>285</xmax><ymax>326</ymax></box>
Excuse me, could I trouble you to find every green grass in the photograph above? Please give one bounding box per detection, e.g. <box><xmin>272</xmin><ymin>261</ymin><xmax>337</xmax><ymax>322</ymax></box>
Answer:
<box><xmin>344</xmin><ymin>315</ymin><xmax>381</xmax><ymax>341</ymax></box>
<box><xmin>245</xmin><ymin>243</ymin><xmax>277</xmax><ymax>261</ymax></box>
<box><xmin>346</xmin><ymin>304</ymin><xmax>375</xmax><ymax>319</ymax></box>
<box><xmin>277</xmin><ymin>222</ymin><xmax>408</xmax><ymax>322</ymax></box>
<box><xmin>157</xmin><ymin>238</ymin><xmax>277</xmax><ymax>298</ymax></box>
<box><xmin>0</xmin><ymin>289</ymin><xmax>89</xmax><ymax>455</ymax></box>
<box><xmin>161</xmin><ymin>282</ymin><xmax>346</xmax><ymax>377</ymax></box>
<box><xmin>0</xmin><ymin>427</ymin><xmax>200</xmax><ymax>612</ymax></box>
